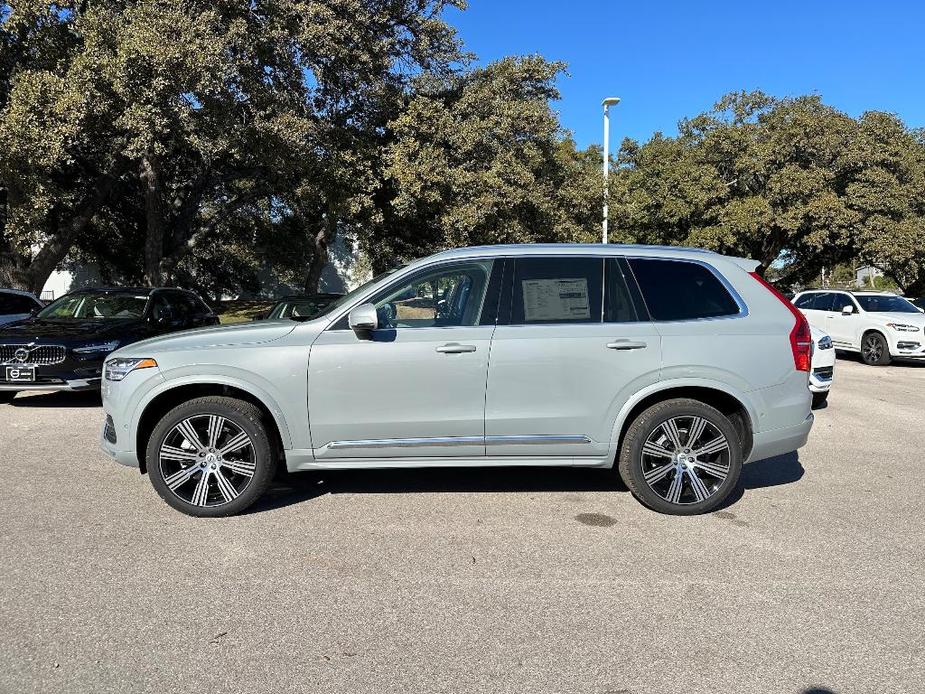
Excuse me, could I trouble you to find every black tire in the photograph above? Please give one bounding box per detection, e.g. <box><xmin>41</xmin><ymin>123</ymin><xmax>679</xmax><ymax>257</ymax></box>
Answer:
<box><xmin>860</xmin><ymin>331</ymin><xmax>891</xmax><ymax>366</ymax></box>
<box><xmin>618</xmin><ymin>398</ymin><xmax>743</xmax><ymax>516</ymax></box>
<box><xmin>811</xmin><ymin>391</ymin><xmax>829</xmax><ymax>408</ymax></box>
<box><xmin>0</xmin><ymin>391</ymin><xmax>16</xmax><ymax>404</ymax></box>
<box><xmin>146</xmin><ymin>396</ymin><xmax>275</xmax><ymax>517</ymax></box>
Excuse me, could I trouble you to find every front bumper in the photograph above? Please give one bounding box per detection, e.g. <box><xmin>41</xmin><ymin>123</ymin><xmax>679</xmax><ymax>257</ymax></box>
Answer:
<box><xmin>0</xmin><ymin>377</ymin><xmax>101</xmax><ymax>392</ymax></box>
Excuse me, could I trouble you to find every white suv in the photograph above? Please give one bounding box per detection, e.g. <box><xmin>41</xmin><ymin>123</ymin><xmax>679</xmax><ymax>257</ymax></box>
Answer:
<box><xmin>100</xmin><ymin>245</ymin><xmax>815</xmax><ymax>517</ymax></box>
<box><xmin>793</xmin><ymin>290</ymin><xmax>925</xmax><ymax>365</ymax></box>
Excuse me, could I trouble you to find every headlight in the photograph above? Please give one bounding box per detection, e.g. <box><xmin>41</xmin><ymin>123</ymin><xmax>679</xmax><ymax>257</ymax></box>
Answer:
<box><xmin>104</xmin><ymin>357</ymin><xmax>158</xmax><ymax>381</ymax></box>
<box><xmin>817</xmin><ymin>336</ymin><xmax>833</xmax><ymax>350</ymax></box>
<box><xmin>886</xmin><ymin>323</ymin><xmax>921</xmax><ymax>332</ymax></box>
<box><xmin>73</xmin><ymin>340</ymin><xmax>121</xmax><ymax>354</ymax></box>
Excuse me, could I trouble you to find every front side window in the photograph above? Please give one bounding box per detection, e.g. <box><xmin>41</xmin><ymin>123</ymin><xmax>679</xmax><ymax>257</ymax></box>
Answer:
<box><xmin>855</xmin><ymin>295</ymin><xmax>920</xmax><ymax>313</ymax></box>
<box><xmin>628</xmin><ymin>258</ymin><xmax>740</xmax><ymax>321</ymax></box>
<box><xmin>510</xmin><ymin>257</ymin><xmax>604</xmax><ymax>325</ymax></box>
<box><xmin>371</xmin><ymin>260</ymin><xmax>494</xmax><ymax>329</ymax></box>
<box><xmin>38</xmin><ymin>293</ymin><xmax>149</xmax><ymax>320</ymax></box>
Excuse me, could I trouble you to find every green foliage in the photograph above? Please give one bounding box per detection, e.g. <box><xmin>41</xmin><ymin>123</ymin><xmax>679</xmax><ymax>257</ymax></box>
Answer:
<box><xmin>613</xmin><ymin>91</ymin><xmax>925</xmax><ymax>294</ymax></box>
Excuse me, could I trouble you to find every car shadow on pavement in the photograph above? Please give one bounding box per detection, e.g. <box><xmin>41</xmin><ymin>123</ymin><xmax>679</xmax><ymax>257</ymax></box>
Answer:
<box><xmin>836</xmin><ymin>350</ymin><xmax>925</xmax><ymax>368</ymax></box>
<box><xmin>6</xmin><ymin>390</ymin><xmax>101</xmax><ymax>408</ymax></box>
<box><xmin>248</xmin><ymin>465</ymin><xmax>627</xmax><ymax>514</ymax></box>
<box><xmin>247</xmin><ymin>451</ymin><xmax>805</xmax><ymax>515</ymax></box>
<box><xmin>715</xmin><ymin>451</ymin><xmax>804</xmax><ymax>510</ymax></box>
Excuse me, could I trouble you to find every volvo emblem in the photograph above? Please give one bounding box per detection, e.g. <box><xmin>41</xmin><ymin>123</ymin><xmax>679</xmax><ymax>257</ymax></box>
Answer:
<box><xmin>13</xmin><ymin>347</ymin><xmax>29</xmax><ymax>363</ymax></box>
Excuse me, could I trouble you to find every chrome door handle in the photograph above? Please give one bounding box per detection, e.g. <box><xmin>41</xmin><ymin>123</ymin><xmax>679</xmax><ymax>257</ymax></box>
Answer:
<box><xmin>606</xmin><ymin>340</ymin><xmax>647</xmax><ymax>351</ymax></box>
<box><xmin>436</xmin><ymin>343</ymin><xmax>477</xmax><ymax>354</ymax></box>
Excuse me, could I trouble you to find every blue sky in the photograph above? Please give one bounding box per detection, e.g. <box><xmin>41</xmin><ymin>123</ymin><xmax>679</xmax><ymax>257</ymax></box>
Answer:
<box><xmin>447</xmin><ymin>1</ymin><xmax>925</xmax><ymax>148</ymax></box>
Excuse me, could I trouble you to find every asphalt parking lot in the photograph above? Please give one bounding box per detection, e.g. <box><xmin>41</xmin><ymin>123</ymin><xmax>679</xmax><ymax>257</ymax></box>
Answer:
<box><xmin>1</xmin><ymin>356</ymin><xmax>923</xmax><ymax>694</ymax></box>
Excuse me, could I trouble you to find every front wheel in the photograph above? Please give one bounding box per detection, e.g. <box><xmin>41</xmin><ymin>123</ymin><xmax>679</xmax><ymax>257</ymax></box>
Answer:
<box><xmin>618</xmin><ymin>398</ymin><xmax>743</xmax><ymax>515</ymax></box>
<box><xmin>0</xmin><ymin>391</ymin><xmax>16</xmax><ymax>404</ymax></box>
<box><xmin>811</xmin><ymin>391</ymin><xmax>829</xmax><ymax>408</ymax></box>
<box><xmin>861</xmin><ymin>332</ymin><xmax>891</xmax><ymax>366</ymax></box>
<box><xmin>146</xmin><ymin>396</ymin><xmax>276</xmax><ymax>517</ymax></box>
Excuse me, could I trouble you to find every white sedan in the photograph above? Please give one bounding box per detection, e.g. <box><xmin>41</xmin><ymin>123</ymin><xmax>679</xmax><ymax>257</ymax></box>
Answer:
<box><xmin>810</xmin><ymin>326</ymin><xmax>835</xmax><ymax>407</ymax></box>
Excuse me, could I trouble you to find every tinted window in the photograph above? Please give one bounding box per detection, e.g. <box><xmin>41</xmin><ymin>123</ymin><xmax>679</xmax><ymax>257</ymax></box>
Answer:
<box><xmin>604</xmin><ymin>259</ymin><xmax>640</xmax><ymax>323</ymax></box>
<box><xmin>38</xmin><ymin>292</ymin><xmax>148</xmax><ymax>320</ymax></box>
<box><xmin>511</xmin><ymin>257</ymin><xmax>603</xmax><ymax>324</ymax></box>
<box><xmin>269</xmin><ymin>297</ymin><xmax>335</xmax><ymax>320</ymax></box>
<box><xmin>793</xmin><ymin>294</ymin><xmax>816</xmax><ymax>309</ymax></box>
<box><xmin>829</xmin><ymin>293</ymin><xmax>856</xmax><ymax>312</ymax></box>
<box><xmin>628</xmin><ymin>258</ymin><xmax>740</xmax><ymax>321</ymax></box>
<box><xmin>856</xmin><ymin>295</ymin><xmax>920</xmax><ymax>313</ymax></box>
<box><xmin>371</xmin><ymin>260</ymin><xmax>494</xmax><ymax>328</ymax></box>
<box><xmin>0</xmin><ymin>293</ymin><xmax>39</xmax><ymax>314</ymax></box>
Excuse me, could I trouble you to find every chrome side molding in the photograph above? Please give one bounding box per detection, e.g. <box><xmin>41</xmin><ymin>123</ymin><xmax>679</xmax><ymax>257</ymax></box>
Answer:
<box><xmin>326</xmin><ymin>434</ymin><xmax>592</xmax><ymax>450</ymax></box>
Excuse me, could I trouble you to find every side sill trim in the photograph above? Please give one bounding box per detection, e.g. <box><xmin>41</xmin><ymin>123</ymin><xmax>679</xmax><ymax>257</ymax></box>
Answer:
<box><xmin>326</xmin><ymin>434</ymin><xmax>592</xmax><ymax>450</ymax></box>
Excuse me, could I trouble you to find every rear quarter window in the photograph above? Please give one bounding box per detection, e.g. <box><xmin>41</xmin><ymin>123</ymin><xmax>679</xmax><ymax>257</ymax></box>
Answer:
<box><xmin>628</xmin><ymin>258</ymin><xmax>740</xmax><ymax>321</ymax></box>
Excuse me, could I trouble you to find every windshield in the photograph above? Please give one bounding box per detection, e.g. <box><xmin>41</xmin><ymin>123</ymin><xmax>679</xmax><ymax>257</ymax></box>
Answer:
<box><xmin>310</xmin><ymin>268</ymin><xmax>403</xmax><ymax>320</ymax></box>
<box><xmin>269</xmin><ymin>297</ymin><xmax>339</xmax><ymax>321</ymax></box>
<box><xmin>38</xmin><ymin>293</ymin><xmax>149</xmax><ymax>320</ymax></box>
<box><xmin>855</xmin><ymin>295</ymin><xmax>921</xmax><ymax>314</ymax></box>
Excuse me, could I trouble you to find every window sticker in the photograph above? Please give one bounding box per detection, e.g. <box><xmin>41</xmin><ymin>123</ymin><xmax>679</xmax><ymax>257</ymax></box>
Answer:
<box><xmin>522</xmin><ymin>278</ymin><xmax>590</xmax><ymax>321</ymax></box>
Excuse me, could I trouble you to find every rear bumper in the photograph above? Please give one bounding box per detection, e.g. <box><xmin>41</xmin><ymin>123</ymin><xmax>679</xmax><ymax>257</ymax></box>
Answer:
<box><xmin>746</xmin><ymin>412</ymin><xmax>814</xmax><ymax>463</ymax></box>
<box><xmin>0</xmin><ymin>377</ymin><xmax>101</xmax><ymax>392</ymax></box>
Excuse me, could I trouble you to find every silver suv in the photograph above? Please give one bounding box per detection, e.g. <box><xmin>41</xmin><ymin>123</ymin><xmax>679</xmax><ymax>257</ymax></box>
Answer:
<box><xmin>100</xmin><ymin>245</ymin><xmax>814</xmax><ymax>517</ymax></box>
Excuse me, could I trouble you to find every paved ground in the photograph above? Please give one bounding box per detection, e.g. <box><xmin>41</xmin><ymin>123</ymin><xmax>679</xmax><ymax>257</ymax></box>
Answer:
<box><xmin>1</xmin><ymin>356</ymin><xmax>923</xmax><ymax>694</ymax></box>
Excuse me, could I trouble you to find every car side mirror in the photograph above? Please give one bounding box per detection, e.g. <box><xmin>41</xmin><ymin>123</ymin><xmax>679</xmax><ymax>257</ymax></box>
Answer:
<box><xmin>842</xmin><ymin>305</ymin><xmax>855</xmax><ymax>315</ymax></box>
<box><xmin>348</xmin><ymin>303</ymin><xmax>378</xmax><ymax>333</ymax></box>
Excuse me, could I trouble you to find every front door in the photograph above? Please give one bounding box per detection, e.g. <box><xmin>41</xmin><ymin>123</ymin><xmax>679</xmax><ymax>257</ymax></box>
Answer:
<box><xmin>824</xmin><ymin>292</ymin><xmax>859</xmax><ymax>348</ymax></box>
<box><xmin>485</xmin><ymin>257</ymin><xmax>661</xmax><ymax>459</ymax></box>
<box><xmin>308</xmin><ymin>259</ymin><xmax>500</xmax><ymax>460</ymax></box>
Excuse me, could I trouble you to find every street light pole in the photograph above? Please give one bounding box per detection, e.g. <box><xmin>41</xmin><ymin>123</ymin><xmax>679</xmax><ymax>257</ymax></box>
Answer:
<box><xmin>601</xmin><ymin>97</ymin><xmax>620</xmax><ymax>244</ymax></box>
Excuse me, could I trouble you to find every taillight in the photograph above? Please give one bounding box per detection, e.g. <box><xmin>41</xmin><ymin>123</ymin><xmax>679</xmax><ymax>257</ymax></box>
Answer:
<box><xmin>749</xmin><ymin>272</ymin><xmax>812</xmax><ymax>372</ymax></box>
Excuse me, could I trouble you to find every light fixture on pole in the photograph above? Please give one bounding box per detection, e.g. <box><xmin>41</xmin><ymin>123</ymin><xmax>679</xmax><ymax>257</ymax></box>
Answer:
<box><xmin>601</xmin><ymin>96</ymin><xmax>620</xmax><ymax>244</ymax></box>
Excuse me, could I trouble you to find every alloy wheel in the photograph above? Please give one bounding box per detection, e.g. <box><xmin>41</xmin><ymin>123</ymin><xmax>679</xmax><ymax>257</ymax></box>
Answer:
<box><xmin>863</xmin><ymin>335</ymin><xmax>883</xmax><ymax>363</ymax></box>
<box><xmin>640</xmin><ymin>415</ymin><xmax>731</xmax><ymax>505</ymax></box>
<box><xmin>158</xmin><ymin>414</ymin><xmax>257</xmax><ymax>508</ymax></box>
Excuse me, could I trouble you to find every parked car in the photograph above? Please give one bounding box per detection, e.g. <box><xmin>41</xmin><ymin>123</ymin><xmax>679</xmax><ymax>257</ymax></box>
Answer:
<box><xmin>0</xmin><ymin>288</ymin><xmax>43</xmax><ymax>327</ymax></box>
<box><xmin>792</xmin><ymin>289</ymin><xmax>925</xmax><ymax>365</ymax></box>
<box><xmin>809</xmin><ymin>326</ymin><xmax>835</xmax><ymax>408</ymax></box>
<box><xmin>256</xmin><ymin>293</ymin><xmax>343</xmax><ymax>321</ymax></box>
<box><xmin>100</xmin><ymin>244</ymin><xmax>814</xmax><ymax>518</ymax></box>
<box><xmin>0</xmin><ymin>287</ymin><xmax>217</xmax><ymax>401</ymax></box>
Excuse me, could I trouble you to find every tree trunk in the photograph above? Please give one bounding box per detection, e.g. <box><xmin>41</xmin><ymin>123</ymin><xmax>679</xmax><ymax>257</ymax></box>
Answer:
<box><xmin>303</xmin><ymin>214</ymin><xmax>337</xmax><ymax>293</ymax></box>
<box><xmin>140</xmin><ymin>157</ymin><xmax>169</xmax><ymax>286</ymax></box>
<box><xmin>0</xmin><ymin>165</ymin><xmax>123</xmax><ymax>293</ymax></box>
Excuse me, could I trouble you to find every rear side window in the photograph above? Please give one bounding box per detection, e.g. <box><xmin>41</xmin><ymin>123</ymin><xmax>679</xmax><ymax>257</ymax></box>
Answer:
<box><xmin>510</xmin><ymin>257</ymin><xmax>603</xmax><ymax>324</ymax></box>
<box><xmin>793</xmin><ymin>294</ymin><xmax>816</xmax><ymax>309</ymax></box>
<box><xmin>0</xmin><ymin>293</ymin><xmax>39</xmax><ymax>314</ymax></box>
<box><xmin>628</xmin><ymin>258</ymin><xmax>740</xmax><ymax>321</ymax></box>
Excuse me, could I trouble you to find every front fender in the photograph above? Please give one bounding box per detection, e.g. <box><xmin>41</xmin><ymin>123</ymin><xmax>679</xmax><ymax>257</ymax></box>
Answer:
<box><xmin>131</xmin><ymin>366</ymin><xmax>302</xmax><ymax>453</ymax></box>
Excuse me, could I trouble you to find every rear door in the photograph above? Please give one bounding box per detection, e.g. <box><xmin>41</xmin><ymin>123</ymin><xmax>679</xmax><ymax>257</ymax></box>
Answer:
<box><xmin>484</xmin><ymin>256</ymin><xmax>661</xmax><ymax>460</ymax></box>
<box><xmin>794</xmin><ymin>292</ymin><xmax>833</xmax><ymax>332</ymax></box>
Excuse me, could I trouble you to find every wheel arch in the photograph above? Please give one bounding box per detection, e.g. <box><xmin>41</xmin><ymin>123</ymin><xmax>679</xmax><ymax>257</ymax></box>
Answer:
<box><xmin>135</xmin><ymin>382</ymin><xmax>288</xmax><ymax>474</ymax></box>
<box><xmin>610</xmin><ymin>382</ymin><xmax>755</xmax><ymax>464</ymax></box>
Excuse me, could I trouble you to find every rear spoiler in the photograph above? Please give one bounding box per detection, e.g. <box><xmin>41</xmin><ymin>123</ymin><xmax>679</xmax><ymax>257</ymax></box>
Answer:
<box><xmin>727</xmin><ymin>256</ymin><xmax>762</xmax><ymax>273</ymax></box>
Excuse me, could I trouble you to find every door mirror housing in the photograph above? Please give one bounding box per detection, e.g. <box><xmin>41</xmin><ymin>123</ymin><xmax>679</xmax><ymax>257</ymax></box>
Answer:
<box><xmin>348</xmin><ymin>303</ymin><xmax>378</xmax><ymax>333</ymax></box>
<box><xmin>842</xmin><ymin>305</ymin><xmax>855</xmax><ymax>315</ymax></box>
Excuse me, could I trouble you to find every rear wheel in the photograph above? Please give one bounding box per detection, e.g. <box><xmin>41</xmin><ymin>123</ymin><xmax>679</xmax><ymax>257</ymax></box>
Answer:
<box><xmin>811</xmin><ymin>391</ymin><xmax>829</xmax><ymax>408</ymax></box>
<box><xmin>861</xmin><ymin>332</ymin><xmax>891</xmax><ymax>366</ymax></box>
<box><xmin>146</xmin><ymin>396</ymin><xmax>275</xmax><ymax>517</ymax></box>
<box><xmin>619</xmin><ymin>398</ymin><xmax>743</xmax><ymax>515</ymax></box>
<box><xmin>0</xmin><ymin>391</ymin><xmax>16</xmax><ymax>404</ymax></box>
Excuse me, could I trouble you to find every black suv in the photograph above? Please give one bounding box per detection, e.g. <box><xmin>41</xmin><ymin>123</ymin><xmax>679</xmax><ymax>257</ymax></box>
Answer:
<box><xmin>0</xmin><ymin>287</ymin><xmax>217</xmax><ymax>400</ymax></box>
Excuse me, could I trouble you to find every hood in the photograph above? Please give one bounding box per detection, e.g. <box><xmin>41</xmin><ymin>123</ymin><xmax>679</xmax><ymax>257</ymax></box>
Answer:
<box><xmin>869</xmin><ymin>311</ymin><xmax>925</xmax><ymax>325</ymax></box>
<box><xmin>0</xmin><ymin>317</ymin><xmax>133</xmax><ymax>343</ymax></box>
<box><xmin>112</xmin><ymin>319</ymin><xmax>299</xmax><ymax>356</ymax></box>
